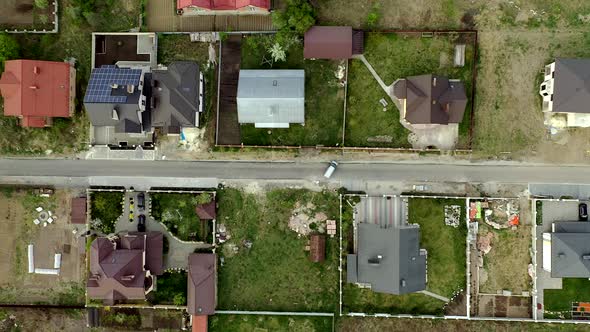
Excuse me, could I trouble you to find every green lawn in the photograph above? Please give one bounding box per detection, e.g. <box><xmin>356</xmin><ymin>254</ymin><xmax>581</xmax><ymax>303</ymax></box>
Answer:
<box><xmin>209</xmin><ymin>314</ymin><xmax>332</xmax><ymax>332</ymax></box>
<box><xmin>342</xmin><ymin>284</ymin><xmax>445</xmax><ymax>315</ymax></box>
<box><xmin>150</xmin><ymin>193</ymin><xmax>212</xmax><ymax>242</ymax></box>
<box><xmin>1</xmin><ymin>0</ymin><xmax>140</xmax><ymax>156</ymax></box>
<box><xmin>239</xmin><ymin>35</ymin><xmax>344</xmax><ymax>147</ymax></box>
<box><xmin>216</xmin><ymin>188</ymin><xmax>339</xmax><ymax>312</ymax></box>
<box><xmin>359</xmin><ymin>32</ymin><xmax>475</xmax><ymax>148</ymax></box>
<box><xmin>148</xmin><ymin>271</ymin><xmax>188</xmax><ymax>306</ymax></box>
<box><xmin>544</xmin><ymin>278</ymin><xmax>590</xmax><ymax>319</ymax></box>
<box><xmin>89</xmin><ymin>191</ymin><xmax>124</xmax><ymax>234</ymax></box>
<box><xmin>408</xmin><ymin>198</ymin><xmax>467</xmax><ymax>298</ymax></box>
<box><xmin>344</xmin><ymin>59</ymin><xmax>410</xmax><ymax>148</ymax></box>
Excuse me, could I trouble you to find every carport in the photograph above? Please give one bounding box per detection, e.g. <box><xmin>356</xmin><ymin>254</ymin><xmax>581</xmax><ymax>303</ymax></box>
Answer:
<box><xmin>355</xmin><ymin>196</ymin><xmax>407</xmax><ymax>227</ymax></box>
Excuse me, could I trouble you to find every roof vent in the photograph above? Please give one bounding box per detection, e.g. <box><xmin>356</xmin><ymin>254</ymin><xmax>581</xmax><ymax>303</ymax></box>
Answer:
<box><xmin>112</xmin><ymin>109</ymin><xmax>119</xmax><ymax>121</ymax></box>
<box><xmin>121</xmin><ymin>275</ymin><xmax>135</xmax><ymax>281</ymax></box>
<box><xmin>583</xmin><ymin>255</ymin><xmax>590</xmax><ymax>260</ymax></box>
<box><xmin>401</xmin><ymin>279</ymin><xmax>407</xmax><ymax>287</ymax></box>
<box><xmin>433</xmin><ymin>77</ymin><xmax>437</xmax><ymax>86</ymax></box>
<box><xmin>29</xmin><ymin>85</ymin><xmax>38</xmax><ymax>90</ymax></box>
<box><xmin>127</xmin><ymin>84</ymin><xmax>135</xmax><ymax>94</ymax></box>
<box><xmin>273</xmin><ymin>80</ymin><xmax>278</xmax><ymax>86</ymax></box>
<box><xmin>111</xmin><ymin>83</ymin><xmax>119</xmax><ymax>89</ymax></box>
<box><xmin>33</xmin><ymin>66</ymin><xmax>40</xmax><ymax>75</ymax></box>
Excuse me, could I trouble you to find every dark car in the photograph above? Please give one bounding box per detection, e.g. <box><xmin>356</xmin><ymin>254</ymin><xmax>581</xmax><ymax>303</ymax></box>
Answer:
<box><xmin>137</xmin><ymin>193</ymin><xmax>145</xmax><ymax>210</ymax></box>
<box><xmin>580</xmin><ymin>203</ymin><xmax>588</xmax><ymax>221</ymax></box>
<box><xmin>138</xmin><ymin>215</ymin><xmax>146</xmax><ymax>232</ymax></box>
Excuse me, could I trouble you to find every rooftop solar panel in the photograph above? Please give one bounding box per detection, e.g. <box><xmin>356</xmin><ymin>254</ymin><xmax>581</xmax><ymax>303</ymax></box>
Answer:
<box><xmin>83</xmin><ymin>66</ymin><xmax>142</xmax><ymax>104</ymax></box>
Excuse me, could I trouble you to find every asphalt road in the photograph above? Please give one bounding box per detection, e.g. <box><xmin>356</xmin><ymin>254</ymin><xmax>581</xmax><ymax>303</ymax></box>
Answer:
<box><xmin>0</xmin><ymin>159</ymin><xmax>586</xmax><ymax>186</ymax></box>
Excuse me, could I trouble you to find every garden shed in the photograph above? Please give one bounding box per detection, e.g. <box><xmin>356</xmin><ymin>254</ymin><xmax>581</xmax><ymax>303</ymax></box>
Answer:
<box><xmin>310</xmin><ymin>233</ymin><xmax>326</xmax><ymax>263</ymax></box>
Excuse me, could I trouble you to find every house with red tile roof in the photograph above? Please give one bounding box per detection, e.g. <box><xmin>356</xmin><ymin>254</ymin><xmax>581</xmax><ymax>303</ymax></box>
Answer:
<box><xmin>177</xmin><ymin>0</ymin><xmax>270</xmax><ymax>14</ymax></box>
<box><xmin>0</xmin><ymin>60</ymin><xmax>76</xmax><ymax>127</ymax></box>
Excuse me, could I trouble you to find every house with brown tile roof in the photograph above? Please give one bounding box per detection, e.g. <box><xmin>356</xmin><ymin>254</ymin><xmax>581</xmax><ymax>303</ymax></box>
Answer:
<box><xmin>393</xmin><ymin>74</ymin><xmax>467</xmax><ymax>125</ymax></box>
<box><xmin>187</xmin><ymin>253</ymin><xmax>216</xmax><ymax>332</ymax></box>
<box><xmin>87</xmin><ymin>232</ymin><xmax>164</xmax><ymax>305</ymax></box>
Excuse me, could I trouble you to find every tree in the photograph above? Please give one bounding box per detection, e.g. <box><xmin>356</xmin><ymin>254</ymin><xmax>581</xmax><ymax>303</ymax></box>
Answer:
<box><xmin>272</xmin><ymin>0</ymin><xmax>316</xmax><ymax>35</ymax></box>
<box><xmin>173</xmin><ymin>293</ymin><xmax>186</xmax><ymax>306</ymax></box>
<box><xmin>0</xmin><ymin>33</ymin><xmax>20</xmax><ymax>70</ymax></box>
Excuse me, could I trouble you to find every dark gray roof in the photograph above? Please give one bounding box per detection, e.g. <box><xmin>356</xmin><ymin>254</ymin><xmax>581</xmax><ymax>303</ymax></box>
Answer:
<box><xmin>84</xmin><ymin>65</ymin><xmax>147</xmax><ymax>133</ymax></box>
<box><xmin>394</xmin><ymin>75</ymin><xmax>467</xmax><ymax>125</ymax></box>
<box><xmin>347</xmin><ymin>223</ymin><xmax>426</xmax><ymax>295</ymax></box>
<box><xmin>151</xmin><ymin>62</ymin><xmax>200</xmax><ymax>133</ymax></box>
<box><xmin>551</xmin><ymin>221</ymin><xmax>590</xmax><ymax>278</ymax></box>
<box><xmin>552</xmin><ymin>58</ymin><xmax>590</xmax><ymax>114</ymax></box>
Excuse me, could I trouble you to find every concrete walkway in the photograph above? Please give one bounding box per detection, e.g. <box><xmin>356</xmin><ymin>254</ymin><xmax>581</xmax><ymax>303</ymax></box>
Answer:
<box><xmin>353</xmin><ymin>54</ymin><xmax>390</xmax><ymax>95</ymax></box>
<box><xmin>419</xmin><ymin>290</ymin><xmax>450</xmax><ymax>303</ymax></box>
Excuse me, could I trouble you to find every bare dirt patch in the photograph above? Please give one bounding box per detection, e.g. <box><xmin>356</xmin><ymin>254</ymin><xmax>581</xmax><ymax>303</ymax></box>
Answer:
<box><xmin>0</xmin><ymin>189</ymin><xmax>85</xmax><ymax>305</ymax></box>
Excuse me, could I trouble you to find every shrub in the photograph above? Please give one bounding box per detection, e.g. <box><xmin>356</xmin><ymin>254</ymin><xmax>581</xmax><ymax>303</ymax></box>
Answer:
<box><xmin>271</xmin><ymin>0</ymin><xmax>316</xmax><ymax>35</ymax></box>
<box><xmin>0</xmin><ymin>34</ymin><xmax>20</xmax><ymax>70</ymax></box>
<box><xmin>34</xmin><ymin>0</ymin><xmax>48</xmax><ymax>9</ymax></box>
<box><xmin>90</xmin><ymin>192</ymin><xmax>124</xmax><ymax>234</ymax></box>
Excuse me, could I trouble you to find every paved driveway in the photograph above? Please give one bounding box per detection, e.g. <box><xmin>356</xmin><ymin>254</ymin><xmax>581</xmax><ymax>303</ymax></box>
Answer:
<box><xmin>115</xmin><ymin>191</ymin><xmax>211</xmax><ymax>270</ymax></box>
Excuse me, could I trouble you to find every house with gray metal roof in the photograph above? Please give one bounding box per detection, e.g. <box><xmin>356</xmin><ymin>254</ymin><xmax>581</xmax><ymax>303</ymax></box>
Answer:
<box><xmin>540</xmin><ymin>58</ymin><xmax>590</xmax><ymax>127</ymax></box>
<box><xmin>544</xmin><ymin>221</ymin><xmax>590</xmax><ymax>278</ymax></box>
<box><xmin>347</xmin><ymin>222</ymin><xmax>427</xmax><ymax>295</ymax></box>
<box><xmin>237</xmin><ymin>69</ymin><xmax>305</xmax><ymax>128</ymax></box>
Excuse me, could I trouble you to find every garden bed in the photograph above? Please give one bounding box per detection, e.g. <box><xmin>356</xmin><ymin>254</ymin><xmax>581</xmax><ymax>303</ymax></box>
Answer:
<box><xmin>89</xmin><ymin>191</ymin><xmax>124</xmax><ymax>234</ymax></box>
<box><xmin>150</xmin><ymin>192</ymin><xmax>213</xmax><ymax>242</ymax></box>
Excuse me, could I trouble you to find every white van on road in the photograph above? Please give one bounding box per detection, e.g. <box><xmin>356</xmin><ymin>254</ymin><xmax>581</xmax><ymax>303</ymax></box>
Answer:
<box><xmin>324</xmin><ymin>161</ymin><xmax>339</xmax><ymax>179</ymax></box>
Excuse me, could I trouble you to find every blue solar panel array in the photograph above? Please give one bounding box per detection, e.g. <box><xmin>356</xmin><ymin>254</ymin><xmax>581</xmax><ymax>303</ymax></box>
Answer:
<box><xmin>84</xmin><ymin>66</ymin><xmax>142</xmax><ymax>104</ymax></box>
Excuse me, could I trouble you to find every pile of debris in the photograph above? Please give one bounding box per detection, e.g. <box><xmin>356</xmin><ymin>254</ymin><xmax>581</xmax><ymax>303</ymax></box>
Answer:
<box><xmin>477</xmin><ymin>231</ymin><xmax>494</xmax><ymax>255</ymax></box>
<box><xmin>444</xmin><ymin>205</ymin><xmax>461</xmax><ymax>228</ymax></box>
<box><xmin>469</xmin><ymin>199</ymin><xmax>520</xmax><ymax>230</ymax></box>
<box><xmin>288</xmin><ymin>202</ymin><xmax>328</xmax><ymax>236</ymax></box>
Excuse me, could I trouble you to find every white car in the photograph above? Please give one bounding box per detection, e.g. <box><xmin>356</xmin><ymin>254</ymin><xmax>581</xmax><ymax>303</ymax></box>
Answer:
<box><xmin>324</xmin><ymin>161</ymin><xmax>339</xmax><ymax>179</ymax></box>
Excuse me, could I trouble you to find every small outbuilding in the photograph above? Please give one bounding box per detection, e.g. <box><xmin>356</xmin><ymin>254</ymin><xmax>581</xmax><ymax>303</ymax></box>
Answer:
<box><xmin>195</xmin><ymin>200</ymin><xmax>216</xmax><ymax>220</ymax></box>
<box><xmin>304</xmin><ymin>26</ymin><xmax>364</xmax><ymax>59</ymax></box>
<box><xmin>237</xmin><ymin>69</ymin><xmax>305</xmax><ymax>128</ymax></box>
<box><xmin>309</xmin><ymin>233</ymin><xmax>326</xmax><ymax>263</ymax></box>
<box><xmin>71</xmin><ymin>197</ymin><xmax>87</xmax><ymax>224</ymax></box>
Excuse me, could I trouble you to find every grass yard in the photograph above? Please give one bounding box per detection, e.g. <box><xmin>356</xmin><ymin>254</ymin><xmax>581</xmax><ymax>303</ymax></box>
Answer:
<box><xmin>216</xmin><ymin>188</ymin><xmax>339</xmax><ymax>312</ymax></box>
<box><xmin>544</xmin><ymin>278</ymin><xmax>590</xmax><ymax>319</ymax></box>
<box><xmin>209</xmin><ymin>314</ymin><xmax>332</xmax><ymax>332</ymax></box>
<box><xmin>478</xmin><ymin>223</ymin><xmax>532</xmax><ymax>294</ymax></box>
<box><xmin>408</xmin><ymin>198</ymin><xmax>467</xmax><ymax>299</ymax></box>
<box><xmin>0</xmin><ymin>0</ymin><xmax>140</xmax><ymax>156</ymax></box>
<box><xmin>148</xmin><ymin>271</ymin><xmax>187</xmax><ymax>306</ymax></box>
<box><xmin>239</xmin><ymin>35</ymin><xmax>345</xmax><ymax>147</ymax></box>
<box><xmin>89</xmin><ymin>191</ymin><xmax>124</xmax><ymax>234</ymax></box>
<box><xmin>337</xmin><ymin>315</ymin><xmax>590</xmax><ymax>332</ymax></box>
<box><xmin>362</xmin><ymin>32</ymin><xmax>474</xmax><ymax>148</ymax></box>
<box><xmin>342</xmin><ymin>284</ymin><xmax>445</xmax><ymax>315</ymax></box>
<box><xmin>150</xmin><ymin>193</ymin><xmax>213</xmax><ymax>242</ymax></box>
<box><xmin>344</xmin><ymin>59</ymin><xmax>410</xmax><ymax>148</ymax></box>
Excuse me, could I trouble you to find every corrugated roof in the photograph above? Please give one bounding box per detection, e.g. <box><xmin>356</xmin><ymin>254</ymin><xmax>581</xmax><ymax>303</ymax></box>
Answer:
<box><xmin>237</xmin><ymin>70</ymin><xmax>305</xmax><ymax>125</ymax></box>
<box><xmin>71</xmin><ymin>197</ymin><xmax>87</xmax><ymax>224</ymax></box>
<box><xmin>177</xmin><ymin>0</ymin><xmax>270</xmax><ymax>10</ymax></box>
<box><xmin>304</xmin><ymin>26</ymin><xmax>353</xmax><ymax>59</ymax></box>
<box><xmin>0</xmin><ymin>60</ymin><xmax>73</xmax><ymax>127</ymax></box>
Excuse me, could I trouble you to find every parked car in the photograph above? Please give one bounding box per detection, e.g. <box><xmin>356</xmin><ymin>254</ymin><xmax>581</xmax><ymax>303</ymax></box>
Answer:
<box><xmin>580</xmin><ymin>203</ymin><xmax>588</xmax><ymax>221</ymax></box>
<box><xmin>323</xmin><ymin>161</ymin><xmax>339</xmax><ymax>179</ymax></box>
<box><xmin>137</xmin><ymin>193</ymin><xmax>145</xmax><ymax>210</ymax></box>
<box><xmin>138</xmin><ymin>215</ymin><xmax>146</xmax><ymax>232</ymax></box>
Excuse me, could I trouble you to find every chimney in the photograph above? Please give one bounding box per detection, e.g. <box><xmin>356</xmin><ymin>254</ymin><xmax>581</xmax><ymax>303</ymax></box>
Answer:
<box><xmin>127</xmin><ymin>84</ymin><xmax>135</xmax><ymax>94</ymax></box>
<box><xmin>273</xmin><ymin>80</ymin><xmax>278</xmax><ymax>87</ymax></box>
<box><xmin>33</xmin><ymin>66</ymin><xmax>40</xmax><ymax>74</ymax></box>
<box><xmin>433</xmin><ymin>77</ymin><xmax>437</xmax><ymax>86</ymax></box>
<box><xmin>112</xmin><ymin>109</ymin><xmax>119</xmax><ymax>121</ymax></box>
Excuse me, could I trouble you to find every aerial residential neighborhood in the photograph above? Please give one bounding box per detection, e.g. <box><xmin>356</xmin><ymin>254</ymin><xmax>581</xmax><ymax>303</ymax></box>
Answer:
<box><xmin>3</xmin><ymin>1</ymin><xmax>590</xmax><ymax>332</ymax></box>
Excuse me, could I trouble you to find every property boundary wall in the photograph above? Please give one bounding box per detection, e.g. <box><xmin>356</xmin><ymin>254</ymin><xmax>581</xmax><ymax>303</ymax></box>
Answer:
<box><xmin>2</xmin><ymin>0</ymin><xmax>59</xmax><ymax>34</ymax></box>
